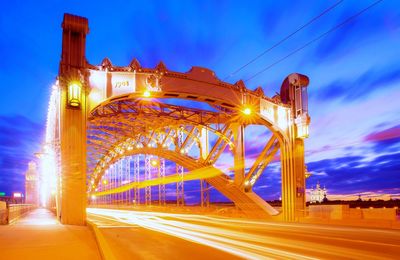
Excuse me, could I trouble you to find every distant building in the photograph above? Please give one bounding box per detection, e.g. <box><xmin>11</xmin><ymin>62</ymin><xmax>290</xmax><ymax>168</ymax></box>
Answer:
<box><xmin>309</xmin><ymin>182</ymin><xmax>327</xmax><ymax>203</ymax></box>
<box><xmin>25</xmin><ymin>161</ymin><xmax>39</xmax><ymax>205</ymax></box>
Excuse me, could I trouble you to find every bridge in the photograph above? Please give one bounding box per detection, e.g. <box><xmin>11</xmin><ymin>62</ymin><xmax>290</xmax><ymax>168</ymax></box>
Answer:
<box><xmin>1</xmin><ymin>13</ymin><xmax>400</xmax><ymax>259</ymax></box>
<box><xmin>41</xmin><ymin>13</ymin><xmax>310</xmax><ymax>225</ymax></box>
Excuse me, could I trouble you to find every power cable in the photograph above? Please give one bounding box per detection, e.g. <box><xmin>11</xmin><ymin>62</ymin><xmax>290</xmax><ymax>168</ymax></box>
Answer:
<box><xmin>224</xmin><ymin>0</ymin><xmax>344</xmax><ymax>80</ymax></box>
<box><xmin>245</xmin><ymin>0</ymin><xmax>383</xmax><ymax>82</ymax></box>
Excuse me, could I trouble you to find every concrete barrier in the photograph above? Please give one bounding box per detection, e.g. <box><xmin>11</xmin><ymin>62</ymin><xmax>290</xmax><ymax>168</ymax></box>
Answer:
<box><xmin>6</xmin><ymin>204</ymin><xmax>35</xmax><ymax>224</ymax></box>
<box><xmin>304</xmin><ymin>205</ymin><xmax>400</xmax><ymax>229</ymax></box>
<box><xmin>308</xmin><ymin>205</ymin><xmax>349</xmax><ymax>219</ymax></box>
<box><xmin>362</xmin><ymin>208</ymin><xmax>397</xmax><ymax>220</ymax></box>
<box><xmin>0</xmin><ymin>201</ymin><xmax>7</xmax><ymax>224</ymax></box>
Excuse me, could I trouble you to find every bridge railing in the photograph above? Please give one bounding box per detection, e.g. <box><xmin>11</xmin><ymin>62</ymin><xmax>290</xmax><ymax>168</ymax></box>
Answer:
<box><xmin>0</xmin><ymin>202</ymin><xmax>36</xmax><ymax>224</ymax></box>
<box><xmin>0</xmin><ymin>202</ymin><xmax>7</xmax><ymax>224</ymax></box>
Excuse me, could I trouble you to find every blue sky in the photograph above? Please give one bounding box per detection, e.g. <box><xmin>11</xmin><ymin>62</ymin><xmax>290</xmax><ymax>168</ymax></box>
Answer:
<box><xmin>0</xmin><ymin>0</ymin><xmax>399</xmax><ymax>200</ymax></box>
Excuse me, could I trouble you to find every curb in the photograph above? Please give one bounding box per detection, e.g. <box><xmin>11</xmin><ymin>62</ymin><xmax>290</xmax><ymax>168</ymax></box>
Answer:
<box><xmin>87</xmin><ymin>220</ymin><xmax>116</xmax><ymax>260</ymax></box>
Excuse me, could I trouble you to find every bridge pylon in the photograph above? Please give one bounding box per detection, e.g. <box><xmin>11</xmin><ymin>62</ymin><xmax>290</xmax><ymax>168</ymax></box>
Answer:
<box><xmin>58</xmin><ymin>14</ymin><xmax>89</xmax><ymax>225</ymax></box>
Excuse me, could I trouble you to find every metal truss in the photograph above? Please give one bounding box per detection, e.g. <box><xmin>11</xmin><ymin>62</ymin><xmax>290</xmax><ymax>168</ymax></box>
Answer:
<box><xmin>125</xmin><ymin>157</ymin><xmax>130</xmax><ymax>204</ymax></box>
<box><xmin>133</xmin><ymin>155</ymin><xmax>140</xmax><ymax>205</ymax></box>
<box><xmin>243</xmin><ymin>136</ymin><xmax>280</xmax><ymax>191</ymax></box>
<box><xmin>203</xmin><ymin>124</ymin><xmax>233</xmax><ymax>165</ymax></box>
<box><xmin>86</xmin><ymin>98</ymin><xmax>232</xmax><ymax>179</ymax></box>
<box><xmin>145</xmin><ymin>155</ymin><xmax>151</xmax><ymax>205</ymax></box>
<box><xmin>89</xmin><ymin>120</ymin><xmax>235</xmax><ymax>189</ymax></box>
<box><xmin>200</xmin><ymin>179</ymin><xmax>210</xmax><ymax>207</ymax></box>
<box><xmin>87</xmin><ymin>97</ymin><xmax>293</xmax><ymax>219</ymax></box>
<box><xmin>159</xmin><ymin>158</ymin><xmax>166</xmax><ymax>206</ymax></box>
<box><xmin>176</xmin><ymin>129</ymin><xmax>185</xmax><ymax>206</ymax></box>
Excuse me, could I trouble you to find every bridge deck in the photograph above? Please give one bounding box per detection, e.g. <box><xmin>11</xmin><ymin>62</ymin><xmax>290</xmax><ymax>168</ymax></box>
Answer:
<box><xmin>0</xmin><ymin>208</ymin><xmax>101</xmax><ymax>259</ymax></box>
<box><xmin>87</xmin><ymin>208</ymin><xmax>400</xmax><ymax>259</ymax></box>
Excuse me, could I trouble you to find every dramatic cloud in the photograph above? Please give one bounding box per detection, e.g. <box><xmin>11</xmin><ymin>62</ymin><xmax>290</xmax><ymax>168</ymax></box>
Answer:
<box><xmin>307</xmin><ymin>152</ymin><xmax>400</xmax><ymax>195</ymax></box>
<box><xmin>314</xmin><ymin>64</ymin><xmax>400</xmax><ymax>101</ymax></box>
<box><xmin>364</xmin><ymin>124</ymin><xmax>400</xmax><ymax>141</ymax></box>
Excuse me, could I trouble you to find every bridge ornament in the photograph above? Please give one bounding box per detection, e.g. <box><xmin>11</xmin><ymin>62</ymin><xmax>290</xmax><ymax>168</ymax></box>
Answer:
<box><xmin>50</xmin><ymin>14</ymin><xmax>310</xmax><ymax>225</ymax></box>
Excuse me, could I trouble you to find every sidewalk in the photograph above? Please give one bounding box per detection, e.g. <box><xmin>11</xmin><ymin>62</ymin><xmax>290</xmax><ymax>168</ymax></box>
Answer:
<box><xmin>0</xmin><ymin>208</ymin><xmax>101</xmax><ymax>260</ymax></box>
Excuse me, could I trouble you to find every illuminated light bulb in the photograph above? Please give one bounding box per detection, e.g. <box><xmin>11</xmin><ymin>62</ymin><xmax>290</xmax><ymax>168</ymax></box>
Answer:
<box><xmin>143</xmin><ymin>90</ymin><xmax>151</xmax><ymax>97</ymax></box>
<box><xmin>91</xmin><ymin>195</ymin><xmax>96</xmax><ymax>200</ymax></box>
<box><xmin>68</xmin><ymin>82</ymin><xmax>82</xmax><ymax>107</ymax></box>
<box><xmin>243</xmin><ymin>107</ymin><xmax>252</xmax><ymax>115</ymax></box>
<box><xmin>103</xmin><ymin>180</ymin><xmax>108</xmax><ymax>185</ymax></box>
<box><xmin>150</xmin><ymin>159</ymin><xmax>159</xmax><ymax>167</ymax></box>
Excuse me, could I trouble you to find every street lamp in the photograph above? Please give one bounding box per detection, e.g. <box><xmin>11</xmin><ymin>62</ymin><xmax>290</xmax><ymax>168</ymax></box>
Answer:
<box><xmin>68</xmin><ymin>81</ymin><xmax>82</xmax><ymax>107</ymax></box>
<box><xmin>150</xmin><ymin>158</ymin><xmax>159</xmax><ymax>167</ymax></box>
<box><xmin>297</xmin><ymin>123</ymin><xmax>309</xmax><ymax>139</ymax></box>
<box><xmin>295</xmin><ymin>114</ymin><xmax>310</xmax><ymax>139</ymax></box>
<box><xmin>143</xmin><ymin>89</ymin><xmax>151</xmax><ymax>97</ymax></box>
<box><xmin>242</xmin><ymin>107</ymin><xmax>252</xmax><ymax>116</ymax></box>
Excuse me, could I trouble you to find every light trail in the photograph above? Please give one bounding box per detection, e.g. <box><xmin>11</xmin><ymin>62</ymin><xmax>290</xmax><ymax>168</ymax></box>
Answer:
<box><xmin>88</xmin><ymin>209</ymin><xmax>314</xmax><ymax>259</ymax></box>
<box><xmin>92</xmin><ymin>165</ymin><xmax>220</xmax><ymax>196</ymax></box>
<box><xmin>87</xmin><ymin>208</ymin><xmax>400</xmax><ymax>259</ymax></box>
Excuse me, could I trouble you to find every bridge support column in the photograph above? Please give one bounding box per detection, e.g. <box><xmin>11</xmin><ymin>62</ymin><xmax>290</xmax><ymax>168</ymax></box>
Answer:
<box><xmin>281</xmin><ymin>130</ymin><xmax>306</xmax><ymax>222</ymax></box>
<box><xmin>159</xmin><ymin>158</ymin><xmax>166</xmax><ymax>206</ymax></box>
<box><xmin>145</xmin><ymin>155</ymin><xmax>152</xmax><ymax>205</ymax></box>
<box><xmin>200</xmin><ymin>180</ymin><xmax>210</xmax><ymax>207</ymax></box>
<box><xmin>233</xmin><ymin>124</ymin><xmax>245</xmax><ymax>186</ymax></box>
<box><xmin>176</xmin><ymin>129</ymin><xmax>185</xmax><ymax>206</ymax></box>
<box><xmin>58</xmin><ymin>14</ymin><xmax>89</xmax><ymax>225</ymax></box>
<box><xmin>176</xmin><ymin>164</ymin><xmax>185</xmax><ymax>206</ymax></box>
<box><xmin>133</xmin><ymin>155</ymin><xmax>140</xmax><ymax>205</ymax></box>
<box><xmin>279</xmin><ymin>73</ymin><xmax>309</xmax><ymax>222</ymax></box>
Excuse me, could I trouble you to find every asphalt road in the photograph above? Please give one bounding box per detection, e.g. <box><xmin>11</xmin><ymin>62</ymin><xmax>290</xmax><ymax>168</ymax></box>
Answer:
<box><xmin>87</xmin><ymin>208</ymin><xmax>400</xmax><ymax>260</ymax></box>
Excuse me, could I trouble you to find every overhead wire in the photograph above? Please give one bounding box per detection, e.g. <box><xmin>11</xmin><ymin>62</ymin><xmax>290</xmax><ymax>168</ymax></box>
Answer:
<box><xmin>223</xmin><ymin>0</ymin><xmax>344</xmax><ymax>80</ymax></box>
<box><xmin>244</xmin><ymin>0</ymin><xmax>383</xmax><ymax>82</ymax></box>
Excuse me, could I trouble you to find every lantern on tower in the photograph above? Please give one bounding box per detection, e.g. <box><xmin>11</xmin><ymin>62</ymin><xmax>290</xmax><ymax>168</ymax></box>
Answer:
<box><xmin>68</xmin><ymin>81</ymin><xmax>82</xmax><ymax>107</ymax></box>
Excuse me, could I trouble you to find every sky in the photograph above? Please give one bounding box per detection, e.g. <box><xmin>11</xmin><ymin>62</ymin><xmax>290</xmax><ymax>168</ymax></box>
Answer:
<box><xmin>0</xmin><ymin>0</ymin><xmax>399</xmax><ymax>201</ymax></box>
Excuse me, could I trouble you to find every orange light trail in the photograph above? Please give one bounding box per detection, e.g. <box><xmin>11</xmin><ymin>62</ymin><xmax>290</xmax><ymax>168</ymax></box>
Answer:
<box><xmin>87</xmin><ymin>208</ymin><xmax>400</xmax><ymax>259</ymax></box>
<box><xmin>92</xmin><ymin>166</ymin><xmax>221</xmax><ymax>196</ymax></box>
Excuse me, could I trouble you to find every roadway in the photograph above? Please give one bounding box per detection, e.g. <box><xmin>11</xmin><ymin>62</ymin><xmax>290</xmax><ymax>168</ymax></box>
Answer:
<box><xmin>87</xmin><ymin>208</ymin><xmax>400</xmax><ymax>259</ymax></box>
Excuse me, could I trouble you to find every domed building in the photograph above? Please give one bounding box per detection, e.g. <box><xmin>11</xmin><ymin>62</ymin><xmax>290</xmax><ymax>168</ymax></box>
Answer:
<box><xmin>309</xmin><ymin>182</ymin><xmax>327</xmax><ymax>203</ymax></box>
